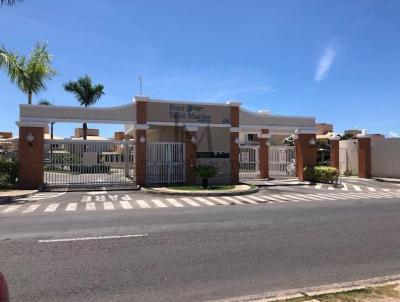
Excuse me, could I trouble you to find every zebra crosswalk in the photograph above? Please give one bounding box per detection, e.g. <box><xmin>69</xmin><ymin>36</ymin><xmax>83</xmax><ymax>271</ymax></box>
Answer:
<box><xmin>303</xmin><ymin>183</ymin><xmax>400</xmax><ymax>193</ymax></box>
<box><xmin>16</xmin><ymin>192</ymin><xmax>66</xmax><ymax>202</ymax></box>
<box><xmin>1</xmin><ymin>190</ymin><xmax>400</xmax><ymax>215</ymax></box>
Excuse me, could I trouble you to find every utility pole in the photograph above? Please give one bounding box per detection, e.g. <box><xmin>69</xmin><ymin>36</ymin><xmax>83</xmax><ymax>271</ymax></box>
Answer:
<box><xmin>138</xmin><ymin>76</ymin><xmax>143</xmax><ymax>95</ymax></box>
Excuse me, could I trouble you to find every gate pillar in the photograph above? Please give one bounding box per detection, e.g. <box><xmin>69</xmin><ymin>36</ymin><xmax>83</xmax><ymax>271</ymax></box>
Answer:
<box><xmin>295</xmin><ymin>131</ymin><xmax>317</xmax><ymax>181</ymax></box>
<box><xmin>228</xmin><ymin>101</ymin><xmax>241</xmax><ymax>184</ymax></box>
<box><xmin>185</xmin><ymin>127</ymin><xmax>198</xmax><ymax>185</ymax></box>
<box><xmin>357</xmin><ymin>133</ymin><xmax>371</xmax><ymax>178</ymax></box>
<box><xmin>329</xmin><ymin>134</ymin><xmax>340</xmax><ymax>170</ymax></box>
<box><xmin>135</xmin><ymin>127</ymin><xmax>147</xmax><ymax>186</ymax></box>
<box><xmin>18</xmin><ymin>126</ymin><xmax>45</xmax><ymax>189</ymax></box>
<box><xmin>258</xmin><ymin>129</ymin><xmax>270</xmax><ymax>179</ymax></box>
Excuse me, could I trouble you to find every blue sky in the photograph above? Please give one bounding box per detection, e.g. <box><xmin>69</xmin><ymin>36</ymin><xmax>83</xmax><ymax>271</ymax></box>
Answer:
<box><xmin>1</xmin><ymin>0</ymin><xmax>400</xmax><ymax>138</ymax></box>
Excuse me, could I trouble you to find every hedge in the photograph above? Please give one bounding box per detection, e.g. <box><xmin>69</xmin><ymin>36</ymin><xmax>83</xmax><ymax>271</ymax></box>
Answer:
<box><xmin>0</xmin><ymin>159</ymin><xmax>18</xmax><ymax>189</ymax></box>
<box><xmin>304</xmin><ymin>166</ymin><xmax>338</xmax><ymax>184</ymax></box>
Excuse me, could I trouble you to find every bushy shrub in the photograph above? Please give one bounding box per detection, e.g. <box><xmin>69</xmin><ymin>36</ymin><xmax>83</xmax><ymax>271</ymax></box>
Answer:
<box><xmin>194</xmin><ymin>164</ymin><xmax>220</xmax><ymax>189</ymax></box>
<box><xmin>304</xmin><ymin>166</ymin><xmax>338</xmax><ymax>184</ymax></box>
<box><xmin>0</xmin><ymin>159</ymin><xmax>18</xmax><ymax>188</ymax></box>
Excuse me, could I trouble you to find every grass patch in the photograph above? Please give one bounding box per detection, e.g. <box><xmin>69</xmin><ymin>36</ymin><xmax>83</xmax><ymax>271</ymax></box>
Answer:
<box><xmin>166</xmin><ymin>184</ymin><xmax>236</xmax><ymax>191</ymax></box>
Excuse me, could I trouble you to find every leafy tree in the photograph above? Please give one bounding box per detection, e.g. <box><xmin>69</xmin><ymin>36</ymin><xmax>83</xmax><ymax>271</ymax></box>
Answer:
<box><xmin>63</xmin><ymin>75</ymin><xmax>104</xmax><ymax>140</ymax></box>
<box><xmin>38</xmin><ymin>100</ymin><xmax>55</xmax><ymax>139</ymax></box>
<box><xmin>0</xmin><ymin>42</ymin><xmax>56</xmax><ymax>104</ymax></box>
<box><xmin>283</xmin><ymin>134</ymin><xmax>295</xmax><ymax>146</ymax></box>
<box><xmin>194</xmin><ymin>164</ymin><xmax>220</xmax><ymax>189</ymax></box>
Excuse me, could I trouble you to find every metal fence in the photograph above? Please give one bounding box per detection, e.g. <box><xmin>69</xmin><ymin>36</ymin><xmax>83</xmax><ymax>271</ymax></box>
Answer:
<box><xmin>239</xmin><ymin>145</ymin><xmax>260</xmax><ymax>179</ymax></box>
<box><xmin>43</xmin><ymin>139</ymin><xmax>135</xmax><ymax>190</ymax></box>
<box><xmin>268</xmin><ymin>146</ymin><xmax>296</xmax><ymax>177</ymax></box>
<box><xmin>146</xmin><ymin>142</ymin><xmax>185</xmax><ymax>184</ymax></box>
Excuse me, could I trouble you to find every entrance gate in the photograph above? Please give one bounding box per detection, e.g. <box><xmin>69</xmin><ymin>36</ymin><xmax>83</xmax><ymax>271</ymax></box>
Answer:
<box><xmin>146</xmin><ymin>142</ymin><xmax>185</xmax><ymax>184</ymax></box>
<box><xmin>43</xmin><ymin>139</ymin><xmax>135</xmax><ymax>189</ymax></box>
<box><xmin>268</xmin><ymin>146</ymin><xmax>296</xmax><ymax>177</ymax></box>
<box><xmin>239</xmin><ymin>145</ymin><xmax>260</xmax><ymax>179</ymax></box>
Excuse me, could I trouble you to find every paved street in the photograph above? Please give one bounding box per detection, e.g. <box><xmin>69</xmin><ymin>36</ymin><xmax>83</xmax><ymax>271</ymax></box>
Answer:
<box><xmin>1</xmin><ymin>178</ymin><xmax>400</xmax><ymax>301</ymax></box>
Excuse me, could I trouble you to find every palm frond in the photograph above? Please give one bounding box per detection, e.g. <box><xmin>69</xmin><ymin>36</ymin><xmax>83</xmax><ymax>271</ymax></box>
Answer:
<box><xmin>64</xmin><ymin>75</ymin><xmax>104</xmax><ymax>107</ymax></box>
<box><xmin>0</xmin><ymin>0</ymin><xmax>23</xmax><ymax>6</ymax></box>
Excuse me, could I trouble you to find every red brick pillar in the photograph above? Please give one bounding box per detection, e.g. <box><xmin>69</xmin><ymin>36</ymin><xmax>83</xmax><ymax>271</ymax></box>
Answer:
<box><xmin>185</xmin><ymin>127</ymin><xmax>197</xmax><ymax>185</ymax></box>
<box><xmin>258</xmin><ymin>129</ymin><xmax>270</xmax><ymax>179</ymax></box>
<box><xmin>135</xmin><ymin>96</ymin><xmax>148</xmax><ymax>186</ymax></box>
<box><xmin>329</xmin><ymin>135</ymin><xmax>340</xmax><ymax>170</ymax></box>
<box><xmin>228</xmin><ymin>101</ymin><xmax>241</xmax><ymax>184</ymax></box>
<box><xmin>357</xmin><ymin>135</ymin><xmax>371</xmax><ymax>178</ymax></box>
<box><xmin>295</xmin><ymin>132</ymin><xmax>317</xmax><ymax>181</ymax></box>
<box><xmin>18</xmin><ymin>126</ymin><xmax>45</xmax><ymax>189</ymax></box>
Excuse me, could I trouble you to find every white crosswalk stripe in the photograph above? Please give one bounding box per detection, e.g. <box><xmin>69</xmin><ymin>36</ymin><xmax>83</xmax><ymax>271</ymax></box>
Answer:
<box><xmin>367</xmin><ymin>187</ymin><xmax>377</xmax><ymax>192</ymax></box>
<box><xmin>22</xmin><ymin>204</ymin><xmax>41</xmax><ymax>214</ymax></box>
<box><xmin>166</xmin><ymin>198</ymin><xmax>184</xmax><ymax>207</ymax></box>
<box><xmin>103</xmin><ymin>202</ymin><xmax>115</xmax><ymax>210</ymax></box>
<box><xmin>260</xmin><ymin>195</ymin><xmax>279</xmax><ymax>202</ymax></box>
<box><xmin>221</xmin><ymin>196</ymin><xmax>243</xmax><ymax>204</ymax></box>
<box><xmin>194</xmin><ymin>197</ymin><xmax>216</xmax><ymax>206</ymax></box>
<box><xmin>180</xmin><ymin>197</ymin><xmax>202</xmax><ymax>207</ymax></box>
<box><xmin>315</xmin><ymin>184</ymin><xmax>322</xmax><ymax>189</ymax></box>
<box><xmin>237</xmin><ymin>195</ymin><xmax>260</xmax><ymax>204</ymax></box>
<box><xmin>85</xmin><ymin>202</ymin><xmax>96</xmax><ymax>211</ymax></box>
<box><xmin>65</xmin><ymin>203</ymin><xmax>77</xmax><ymax>211</ymax></box>
<box><xmin>152</xmin><ymin>199</ymin><xmax>168</xmax><ymax>208</ymax></box>
<box><xmin>120</xmin><ymin>201</ymin><xmax>133</xmax><ymax>209</ymax></box>
<box><xmin>3</xmin><ymin>204</ymin><xmax>21</xmax><ymax>213</ymax></box>
<box><xmin>44</xmin><ymin>203</ymin><xmax>59</xmax><ymax>212</ymax></box>
<box><xmin>136</xmin><ymin>200</ymin><xmax>151</xmax><ymax>208</ymax></box>
<box><xmin>207</xmin><ymin>196</ymin><xmax>230</xmax><ymax>205</ymax></box>
<box><xmin>353</xmin><ymin>185</ymin><xmax>362</xmax><ymax>191</ymax></box>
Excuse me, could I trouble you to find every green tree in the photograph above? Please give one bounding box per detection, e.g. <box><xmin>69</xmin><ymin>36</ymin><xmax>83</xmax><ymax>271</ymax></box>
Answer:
<box><xmin>38</xmin><ymin>100</ymin><xmax>55</xmax><ymax>139</ymax></box>
<box><xmin>63</xmin><ymin>75</ymin><xmax>104</xmax><ymax>140</ymax></box>
<box><xmin>0</xmin><ymin>42</ymin><xmax>56</xmax><ymax>104</ymax></box>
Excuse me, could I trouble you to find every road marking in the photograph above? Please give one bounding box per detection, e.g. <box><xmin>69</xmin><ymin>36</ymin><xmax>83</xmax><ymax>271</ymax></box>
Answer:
<box><xmin>269</xmin><ymin>195</ymin><xmax>289</xmax><ymax>202</ymax></box>
<box><xmin>237</xmin><ymin>195</ymin><xmax>259</xmax><ymax>204</ymax></box>
<box><xmin>120</xmin><ymin>200</ymin><xmax>133</xmax><ymax>209</ymax></box>
<box><xmin>221</xmin><ymin>196</ymin><xmax>244</xmax><ymax>204</ymax></box>
<box><xmin>283</xmin><ymin>194</ymin><xmax>310</xmax><ymax>201</ymax></box>
<box><xmin>342</xmin><ymin>183</ymin><xmax>349</xmax><ymax>191</ymax></box>
<box><xmin>327</xmin><ymin>186</ymin><xmax>335</xmax><ymax>190</ymax></box>
<box><xmin>136</xmin><ymin>200</ymin><xmax>151</xmax><ymax>208</ymax></box>
<box><xmin>367</xmin><ymin>187</ymin><xmax>377</xmax><ymax>192</ymax></box>
<box><xmin>194</xmin><ymin>197</ymin><xmax>216</xmax><ymax>206</ymax></box>
<box><xmin>65</xmin><ymin>203</ymin><xmax>77</xmax><ymax>212</ymax></box>
<box><xmin>353</xmin><ymin>185</ymin><xmax>362</xmax><ymax>191</ymax></box>
<box><xmin>246</xmin><ymin>195</ymin><xmax>266</xmax><ymax>203</ymax></box>
<box><xmin>180</xmin><ymin>197</ymin><xmax>202</xmax><ymax>207</ymax></box>
<box><xmin>207</xmin><ymin>196</ymin><xmax>229</xmax><ymax>205</ymax></box>
<box><xmin>260</xmin><ymin>195</ymin><xmax>279</xmax><ymax>202</ymax></box>
<box><xmin>315</xmin><ymin>184</ymin><xmax>322</xmax><ymax>189</ymax></box>
<box><xmin>38</xmin><ymin>234</ymin><xmax>147</xmax><ymax>243</ymax></box>
<box><xmin>22</xmin><ymin>204</ymin><xmax>41</xmax><ymax>214</ymax></box>
<box><xmin>312</xmin><ymin>194</ymin><xmax>338</xmax><ymax>200</ymax></box>
<box><xmin>103</xmin><ymin>202</ymin><xmax>115</xmax><ymax>210</ymax></box>
<box><xmin>3</xmin><ymin>204</ymin><xmax>21</xmax><ymax>213</ymax></box>
<box><xmin>295</xmin><ymin>194</ymin><xmax>320</xmax><ymax>201</ymax></box>
<box><xmin>382</xmin><ymin>188</ymin><xmax>391</xmax><ymax>192</ymax></box>
<box><xmin>44</xmin><ymin>203</ymin><xmax>59</xmax><ymax>212</ymax></box>
<box><xmin>166</xmin><ymin>198</ymin><xmax>184</xmax><ymax>207</ymax></box>
<box><xmin>85</xmin><ymin>202</ymin><xmax>96</xmax><ymax>211</ymax></box>
<box><xmin>152</xmin><ymin>199</ymin><xmax>168</xmax><ymax>208</ymax></box>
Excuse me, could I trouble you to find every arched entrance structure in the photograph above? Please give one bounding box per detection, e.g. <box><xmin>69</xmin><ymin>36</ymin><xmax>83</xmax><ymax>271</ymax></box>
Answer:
<box><xmin>17</xmin><ymin>96</ymin><xmax>317</xmax><ymax>189</ymax></box>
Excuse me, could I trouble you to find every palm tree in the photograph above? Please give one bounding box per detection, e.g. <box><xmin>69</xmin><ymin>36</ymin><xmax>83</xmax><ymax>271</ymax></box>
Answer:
<box><xmin>64</xmin><ymin>75</ymin><xmax>104</xmax><ymax>140</ymax></box>
<box><xmin>37</xmin><ymin>100</ymin><xmax>55</xmax><ymax>139</ymax></box>
<box><xmin>0</xmin><ymin>42</ymin><xmax>56</xmax><ymax>104</ymax></box>
<box><xmin>0</xmin><ymin>0</ymin><xmax>23</xmax><ymax>6</ymax></box>
<box><xmin>194</xmin><ymin>164</ymin><xmax>220</xmax><ymax>189</ymax></box>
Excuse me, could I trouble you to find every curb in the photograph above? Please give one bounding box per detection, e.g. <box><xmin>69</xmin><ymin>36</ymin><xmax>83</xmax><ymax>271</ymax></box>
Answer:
<box><xmin>208</xmin><ymin>274</ymin><xmax>400</xmax><ymax>302</ymax></box>
<box><xmin>375</xmin><ymin>178</ymin><xmax>400</xmax><ymax>184</ymax></box>
<box><xmin>0</xmin><ymin>190</ymin><xmax>38</xmax><ymax>204</ymax></box>
<box><xmin>141</xmin><ymin>186</ymin><xmax>259</xmax><ymax>197</ymax></box>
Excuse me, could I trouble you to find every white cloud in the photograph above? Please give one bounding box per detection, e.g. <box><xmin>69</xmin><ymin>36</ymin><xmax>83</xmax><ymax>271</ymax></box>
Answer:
<box><xmin>314</xmin><ymin>46</ymin><xmax>336</xmax><ymax>82</ymax></box>
<box><xmin>388</xmin><ymin>131</ymin><xmax>400</xmax><ymax>138</ymax></box>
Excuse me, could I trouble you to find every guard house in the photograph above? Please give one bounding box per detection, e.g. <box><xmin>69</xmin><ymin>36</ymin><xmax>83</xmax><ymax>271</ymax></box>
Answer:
<box><xmin>17</xmin><ymin>96</ymin><xmax>317</xmax><ymax>189</ymax></box>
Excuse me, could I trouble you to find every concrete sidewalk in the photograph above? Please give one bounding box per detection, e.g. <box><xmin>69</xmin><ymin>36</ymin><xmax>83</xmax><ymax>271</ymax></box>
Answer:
<box><xmin>0</xmin><ymin>189</ymin><xmax>38</xmax><ymax>203</ymax></box>
<box><xmin>375</xmin><ymin>177</ymin><xmax>400</xmax><ymax>184</ymax></box>
<box><xmin>243</xmin><ymin>177</ymin><xmax>312</xmax><ymax>187</ymax></box>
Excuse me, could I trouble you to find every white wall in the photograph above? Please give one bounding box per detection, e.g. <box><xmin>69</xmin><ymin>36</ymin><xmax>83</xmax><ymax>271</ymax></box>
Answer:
<box><xmin>372</xmin><ymin>138</ymin><xmax>400</xmax><ymax>178</ymax></box>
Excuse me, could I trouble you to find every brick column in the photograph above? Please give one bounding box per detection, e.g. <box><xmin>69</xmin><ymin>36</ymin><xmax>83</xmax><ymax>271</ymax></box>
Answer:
<box><xmin>18</xmin><ymin>126</ymin><xmax>45</xmax><ymax>189</ymax></box>
<box><xmin>357</xmin><ymin>135</ymin><xmax>371</xmax><ymax>178</ymax></box>
<box><xmin>134</xmin><ymin>96</ymin><xmax>148</xmax><ymax>186</ymax></box>
<box><xmin>258</xmin><ymin>129</ymin><xmax>270</xmax><ymax>179</ymax></box>
<box><xmin>185</xmin><ymin>128</ymin><xmax>197</xmax><ymax>185</ymax></box>
<box><xmin>295</xmin><ymin>132</ymin><xmax>317</xmax><ymax>181</ymax></box>
<box><xmin>228</xmin><ymin>101</ymin><xmax>241</xmax><ymax>184</ymax></box>
<box><xmin>329</xmin><ymin>135</ymin><xmax>340</xmax><ymax>170</ymax></box>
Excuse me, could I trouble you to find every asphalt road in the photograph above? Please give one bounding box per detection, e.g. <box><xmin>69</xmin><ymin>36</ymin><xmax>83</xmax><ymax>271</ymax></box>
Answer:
<box><xmin>1</xmin><ymin>179</ymin><xmax>400</xmax><ymax>301</ymax></box>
